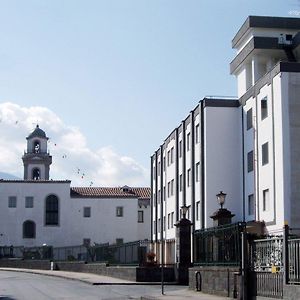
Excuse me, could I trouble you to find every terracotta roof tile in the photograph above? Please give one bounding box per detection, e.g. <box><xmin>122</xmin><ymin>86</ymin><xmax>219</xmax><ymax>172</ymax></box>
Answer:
<box><xmin>70</xmin><ymin>186</ymin><xmax>150</xmax><ymax>199</ymax></box>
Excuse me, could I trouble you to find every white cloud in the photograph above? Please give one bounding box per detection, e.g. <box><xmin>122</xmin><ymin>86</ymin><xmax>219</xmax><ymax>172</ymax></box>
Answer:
<box><xmin>0</xmin><ymin>102</ymin><xmax>149</xmax><ymax>186</ymax></box>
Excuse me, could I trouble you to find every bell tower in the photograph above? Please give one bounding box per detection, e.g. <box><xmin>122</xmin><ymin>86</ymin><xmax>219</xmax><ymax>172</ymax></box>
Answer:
<box><xmin>22</xmin><ymin>125</ymin><xmax>52</xmax><ymax>180</ymax></box>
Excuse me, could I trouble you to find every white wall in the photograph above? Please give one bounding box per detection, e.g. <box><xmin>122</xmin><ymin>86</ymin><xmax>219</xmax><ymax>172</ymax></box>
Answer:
<box><xmin>204</xmin><ymin>106</ymin><xmax>243</xmax><ymax>227</ymax></box>
<box><xmin>0</xmin><ymin>181</ymin><xmax>150</xmax><ymax>247</ymax></box>
<box><xmin>0</xmin><ymin>181</ymin><xmax>71</xmax><ymax>247</ymax></box>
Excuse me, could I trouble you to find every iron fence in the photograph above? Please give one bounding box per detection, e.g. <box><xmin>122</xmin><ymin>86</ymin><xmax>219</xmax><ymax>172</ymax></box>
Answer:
<box><xmin>288</xmin><ymin>238</ymin><xmax>300</xmax><ymax>284</ymax></box>
<box><xmin>250</xmin><ymin>237</ymin><xmax>283</xmax><ymax>272</ymax></box>
<box><xmin>0</xmin><ymin>240</ymin><xmax>151</xmax><ymax>265</ymax></box>
<box><xmin>194</xmin><ymin>222</ymin><xmax>244</xmax><ymax>266</ymax></box>
<box><xmin>249</xmin><ymin>271</ymin><xmax>283</xmax><ymax>299</ymax></box>
<box><xmin>0</xmin><ymin>245</ymin><xmax>52</xmax><ymax>260</ymax></box>
<box><xmin>53</xmin><ymin>245</ymin><xmax>87</xmax><ymax>261</ymax></box>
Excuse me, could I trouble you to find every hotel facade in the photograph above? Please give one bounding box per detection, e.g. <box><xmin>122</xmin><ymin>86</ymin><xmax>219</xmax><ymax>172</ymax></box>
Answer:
<box><xmin>151</xmin><ymin>16</ymin><xmax>300</xmax><ymax>263</ymax></box>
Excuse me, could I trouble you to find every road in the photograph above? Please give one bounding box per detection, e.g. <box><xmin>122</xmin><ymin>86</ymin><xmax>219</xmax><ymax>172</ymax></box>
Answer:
<box><xmin>0</xmin><ymin>270</ymin><xmax>182</xmax><ymax>300</ymax></box>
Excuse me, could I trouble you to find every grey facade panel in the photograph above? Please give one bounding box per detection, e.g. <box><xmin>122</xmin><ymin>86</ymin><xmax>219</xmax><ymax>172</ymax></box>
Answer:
<box><xmin>232</xmin><ymin>16</ymin><xmax>300</xmax><ymax>48</ymax></box>
<box><xmin>203</xmin><ymin>99</ymin><xmax>240</xmax><ymax>108</ymax></box>
<box><xmin>230</xmin><ymin>37</ymin><xmax>284</xmax><ymax>74</ymax></box>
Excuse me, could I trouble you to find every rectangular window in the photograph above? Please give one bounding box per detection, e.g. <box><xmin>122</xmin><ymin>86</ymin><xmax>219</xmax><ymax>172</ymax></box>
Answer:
<box><xmin>163</xmin><ymin>216</ymin><xmax>166</xmax><ymax>231</ymax></box>
<box><xmin>158</xmin><ymin>162</ymin><xmax>161</xmax><ymax>176</ymax></box>
<box><xmin>167</xmin><ymin>182</ymin><xmax>170</xmax><ymax>198</ymax></box>
<box><xmin>167</xmin><ymin>151</ymin><xmax>170</xmax><ymax>166</ymax></box>
<box><xmin>157</xmin><ymin>191</ymin><xmax>160</xmax><ymax>204</ymax></box>
<box><xmin>83</xmin><ymin>238</ymin><xmax>91</xmax><ymax>246</ymax></box>
<box><xmin>179</xmin><ymin>140</ymin><xmax>182</xmax><ymax>157</ymax></box>
<box><xmin>171</xmin><ymin>212</ymin><xmax>174</xmax><ymax>228</ymax></box>
<box><xmin>83</xmin><ymin>207</ymin><xmax>91</xmax><ymax>218</ymax></box>
<box><xmin>187</xmin><ymin>133</ymin><xmax>190</xmax><ymax>151</ymax></box>
<box><xmin>247</xmin><ymin>151</ymin><xmax>254</xmax><ymax>172</ymax></box>
<box><xmin>263</xmin><ymin>189</ymin><xmax>269</xmax><ymax>211</ymax></box>
<box><xmin>168</xmin><ymin>213</ymin><xmax>170</xmax><ymax>229</ymax></box>
<box><xmin>196</xmin><ymin>201</ymin><xmax>200</xmax><ymax>220</ymax></box>
<box><xmin>179</xmin><ymin>174</ymin><xmax>183</xmax><ymax>191</ymax></box>
<box><xmin>158</xmin><ymin>219</ymin><xmax>160</xmax><ymax>233</ymax></box>
<box><xmin>247</xmin><ymin>108</ymin><xmax>253</xmax><ymax>130</ymax></box>
<box><xmin>171</xmin><ymin>179</ymin><xmax>174</xmax><ymax>196</ymax></box>
<box><xmin>163</xmin><ymin>157</ymin><xmax>166</xmax><ymax>171</ymax></box>
<box><xmin>25</xmin><ymin>196</ymin><xmax>34</xmax><ymax>208</ymax></box>
<box><xmin>195</xmin><ymin>124</ymin><xmax>200</xmax><ymax>144</ymax></box>
<box><xmin>138</xmin><ymin>210</ymin><xmax>144</xmax><ymax>223</ymax></box>
<box><xmin>262</xmin><ymin>142</ymin><xmax>269</xmax><ymax>165</ymax></box>
<box><xmin>261</xmin><ymin>96</ymin><xmax>268</xmax><ymax>120</ymax></box>
<box><xmin>171</xmin><ymin>147</ymin><xmax>174</xmax><ymax>164</ymax></box>
<box><xmin>187</xmin><ymin>168</ymin><xmax>191</xmax><ymax>187</ymax></box>
<box><xmin>116</xmin><ymin>238</ymin><xmax>123</xmax><ymax>245</ymax></box>
<box><xmin>163</xmin><ymin>187</ymin><xmax>166</xmax><ymax>202</ymax></box>
<box><xmin>8</xmin><ymin>196</ymin><xmax>17</xmax><ymax>208</ymax></box>
<box><xmin>248</xmin><ymin>194</ymin><xmax>254</xmax><ymax>215</ymax></box>
<box><xmin>116</xmin><ymin>206</ymin><xmax>123</xmax><ymax>217</ymax></box>
<box><xmin>196</xmin><ymin>162</ymin><xmax>200</xmax><ymax>182</ymax></box>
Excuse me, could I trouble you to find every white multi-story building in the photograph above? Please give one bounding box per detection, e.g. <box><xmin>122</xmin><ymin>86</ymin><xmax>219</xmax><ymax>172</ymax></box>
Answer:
<box><xmin>0</xmin><ymin>125</ymin><xmax>150</xmax><ymax>247</ymax></box>
<box><xmin>231</xmin><ymin>16</ymin><xmax>300</xmax><ymax>235</ymax></box>
<box><xmin>151</xmin><ymin>15</ymin><xmax>300</xmax><ymax>263</ymax></box>
<box><xmin>151</xmin><ymin>98</ymin><xmax>243</xmax><ymax>263</ymax></box>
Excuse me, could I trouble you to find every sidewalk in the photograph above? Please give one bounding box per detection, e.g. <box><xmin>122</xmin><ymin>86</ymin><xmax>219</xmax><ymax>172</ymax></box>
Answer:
<box><xmin>0</xmin><ymin>267</ymin><xmax>229</xmax><ymax>300</ymax></box>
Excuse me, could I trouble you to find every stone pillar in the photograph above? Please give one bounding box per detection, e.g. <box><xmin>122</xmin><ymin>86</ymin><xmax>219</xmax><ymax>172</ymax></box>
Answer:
<box><xmin>175</xmin><ymin>218</ymin><xmax>192</xmax><ymax>285</ymax></box>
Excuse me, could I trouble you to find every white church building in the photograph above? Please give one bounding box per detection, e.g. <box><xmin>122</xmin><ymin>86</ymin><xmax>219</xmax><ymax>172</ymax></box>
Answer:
<box><xmin>0</xmin><ymin>125</ymin><xmax>150</xmax><ymax>247</ymax></box>
<box><xmin>151</xmin><ymin>16</ymin><xmax>300</xmax><ymax>263</ymax></box>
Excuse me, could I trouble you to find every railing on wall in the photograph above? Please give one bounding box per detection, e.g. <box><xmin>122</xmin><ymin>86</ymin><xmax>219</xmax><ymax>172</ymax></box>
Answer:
<box><xmin>0</xmin><ymin>245</ymin><xmax>53</xmax><ymax>260</ymax></box>
<box><xmin>288</xmin><ymin>237</ymin><xmax>300</xmax><ymax>284</ymax></box>
<box><xmin>0</xmin><ymin>240</ymin><xmax>151</xmax><ymax>266</ymax></box>
<box><xmin>193</xmin><ymin>222</ymin><xmax>245</xmax><ymax>266</ymax></box>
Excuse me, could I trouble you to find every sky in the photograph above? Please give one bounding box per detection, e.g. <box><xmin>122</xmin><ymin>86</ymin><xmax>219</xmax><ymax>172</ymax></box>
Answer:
<box><xmin>0</xmin><ymin>0</ymin><xmax>298</xmax><ymax>187</ymax></box>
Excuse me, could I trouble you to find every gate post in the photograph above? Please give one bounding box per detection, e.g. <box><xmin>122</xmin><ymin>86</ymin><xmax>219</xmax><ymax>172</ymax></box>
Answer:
<box><xmin>240</xmin><ymin>222</ymin><xmax>248</xmax><ymax>300</ymax></box>
<box><xmin>283</xmin><ymin>223</ymin><xmax>289</xmax><ymax>285</ymax></box>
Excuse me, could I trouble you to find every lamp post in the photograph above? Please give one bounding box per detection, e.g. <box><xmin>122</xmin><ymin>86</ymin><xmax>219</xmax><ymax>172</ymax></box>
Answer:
<box><xmin>211</xmin><ymin>191</ymin><xmax>234</xmax><ymax>227</ymax></box>
<box><xmin>181</xmin><ymin>204</ymin><xmax>189</xmax><ymax>219</ymax></box>
<box><xmin>216</xmin><ymin>191</ymin><xmax>227</xmax><ymax>209</ymax></box>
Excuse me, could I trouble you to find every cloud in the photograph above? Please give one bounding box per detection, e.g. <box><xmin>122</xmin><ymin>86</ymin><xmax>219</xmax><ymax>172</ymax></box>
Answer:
<box><xmin>0</xmin><ymin>102</ymin><xmax>149</xmax><ymax>187</ymax></box>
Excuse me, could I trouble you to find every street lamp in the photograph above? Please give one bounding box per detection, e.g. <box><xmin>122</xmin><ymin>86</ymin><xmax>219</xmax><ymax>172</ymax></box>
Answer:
<box><xmin>216</xmin><ymin>191</ymin><xmax>227</xmax><ymax>209</ymax></box>
<box><xmin>181</xmin><ymin>204</ymin><xmax>190</xmax><ymax>219</ymax></box>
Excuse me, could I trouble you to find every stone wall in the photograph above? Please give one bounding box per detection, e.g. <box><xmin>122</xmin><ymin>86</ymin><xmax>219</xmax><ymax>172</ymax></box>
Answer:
<box><xmin>0</xmin><ymin>259</ymin><xmax>51</xmax><ymax>270</ymax></box>
<box><xmin>55</xmin><ymin>261</ymin><xmax>137</xmax><ymax>281</ymax></box>
<box><xmin>0</xmin><ymin>259</ymin><xmax>175</xmax><ymax>283</ymax></box>
<box><xmin>189</xmin><ymin>266</ymin><xmax>241</xmax><ymax>298</ymax></box>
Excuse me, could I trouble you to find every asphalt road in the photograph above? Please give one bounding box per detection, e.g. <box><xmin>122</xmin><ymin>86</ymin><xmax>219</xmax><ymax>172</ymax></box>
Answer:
<box><xmin>0</xmin><ymin>270</ymin><xmax>182</xmax><ymax>300</ymax></box>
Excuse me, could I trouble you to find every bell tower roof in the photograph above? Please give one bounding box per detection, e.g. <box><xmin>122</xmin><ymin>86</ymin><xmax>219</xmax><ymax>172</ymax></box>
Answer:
<box><xmin>26</xmin><ymin>124</ymin><xmax>48</xmax><ymax>140</ymax></box>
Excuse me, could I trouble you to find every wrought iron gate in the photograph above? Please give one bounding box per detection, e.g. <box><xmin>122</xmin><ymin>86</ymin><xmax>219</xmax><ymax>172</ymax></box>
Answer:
<box><xmin>249</xmin><ymin>237</ymin><xmax>283</xmax><ymax>299</ymax></box>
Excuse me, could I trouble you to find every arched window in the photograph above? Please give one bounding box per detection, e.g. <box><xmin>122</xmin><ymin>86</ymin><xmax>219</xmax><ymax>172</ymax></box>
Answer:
<box><xmin>23</xmin><ymin>220</ymin><xmax>36</xmax><ymax>239</ymax></box>
<box><xmin>33</xmin><ymin>140</ymin><xmax>40</xmax><ymax>153</ymax></box>
<box><xmin>45</xmin><ymin>195</ymin><xmax>59</xmax><ymax>226</ymax></box>
<box><xmin>32</xmin><ymin>168</ymin><xmax>40</xmax><ymax>180</ymax></box>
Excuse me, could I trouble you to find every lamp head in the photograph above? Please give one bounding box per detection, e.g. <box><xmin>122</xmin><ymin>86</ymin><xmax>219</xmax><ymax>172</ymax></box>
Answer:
<box><xmin>216</xmin><ymin>191</ymin><xmax>226</xmax><ymax>209</ymax></box>
<box><xmin>181</xmin><ymin>204</ymin><xmax>189</xmax><ymax>219</ymax></box>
